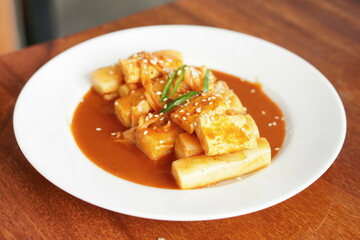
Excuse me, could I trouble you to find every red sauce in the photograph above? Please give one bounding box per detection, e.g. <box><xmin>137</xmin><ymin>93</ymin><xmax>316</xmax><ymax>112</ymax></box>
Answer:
<box><xmin>71</xmin><ymin>70</ymin><xmax>285</xmax><ymax>189</ymax></box>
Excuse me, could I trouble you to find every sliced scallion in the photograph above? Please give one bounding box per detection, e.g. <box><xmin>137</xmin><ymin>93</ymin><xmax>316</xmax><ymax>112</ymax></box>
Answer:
<box><xmin>168</xmin><ymin>65</ymin><xmax>187</xmax><ymax>98</ymax></box>
<box><xmin>161</xmin><ymin>64</ymin><xmax>186</xmax><ymax>102</ymax></box>
<box><xmin>160</xmin><ymin>91</ymin><xmax>201</xmax><ymax>113</ymax></box>
<box><xmin>203</xmin><ymin>69</ymin><xmax>210</xmax><ymax>93</ymax></box>
<box><xmin>161</xmin><ymin>67</ymin><xmax>180</xmax><ymax>102</ymax></box>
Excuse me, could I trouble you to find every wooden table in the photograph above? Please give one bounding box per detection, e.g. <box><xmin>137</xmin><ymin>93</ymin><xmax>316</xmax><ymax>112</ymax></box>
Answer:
<box><xmin>1</xmin><ymin>0</ymin><xmax>359</xmax><ymax>239</ymax></box>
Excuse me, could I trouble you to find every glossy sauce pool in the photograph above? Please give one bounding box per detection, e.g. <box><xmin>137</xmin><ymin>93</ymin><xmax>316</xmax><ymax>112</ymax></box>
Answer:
<box><xmin>71</xmin><ymin>70</ymin><xmax>286</xmax><ymax>189</ymax></box>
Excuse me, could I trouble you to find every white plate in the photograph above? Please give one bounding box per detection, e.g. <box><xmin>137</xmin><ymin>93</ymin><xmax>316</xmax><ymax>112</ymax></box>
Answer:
<box><xmin>13</xmin><ymin>25</ymin><xmax>346</xmax><ymax>221</ymax></box>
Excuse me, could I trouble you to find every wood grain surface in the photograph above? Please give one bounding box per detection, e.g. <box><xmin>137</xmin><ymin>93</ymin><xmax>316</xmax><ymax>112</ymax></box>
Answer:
<box><xmin>1</xmin><ymin>0</ymin><xmax>359</xmax><ymax>239</ymax></box>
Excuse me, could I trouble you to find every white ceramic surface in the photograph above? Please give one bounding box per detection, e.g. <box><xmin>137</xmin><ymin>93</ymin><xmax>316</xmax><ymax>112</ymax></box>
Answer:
<box><xmin>13</xmin><ymin>25</ymin><xmax>346</xmax><ymax>221</ymax></box>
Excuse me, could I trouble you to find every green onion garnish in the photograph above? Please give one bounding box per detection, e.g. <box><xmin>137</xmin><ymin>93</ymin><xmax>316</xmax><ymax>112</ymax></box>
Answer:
<box><xmin>168</xmin><ymin>65</ymin><xmax>187</xmax><ymax>98</ymax></box>
<box><xmin>161</xmin><ymin>67</ymin><xmax>179</xmax><ymax>102</ymax></box>
<box><xmin>160</xmin><ymin>91</ymin><xmax>201</xmax><ymax>113</ymax></box>
<box><xmin>161</xmin><ymin>65</ymin><xmax>186</xmax><ymax>102</ymax></box>
<box><xmin>203</xmin><ymin>69</ymin><xmax>210</xmax><ymax>93</ymax></box>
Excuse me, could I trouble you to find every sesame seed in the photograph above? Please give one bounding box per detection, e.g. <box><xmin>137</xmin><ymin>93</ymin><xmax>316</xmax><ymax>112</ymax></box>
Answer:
<box><xmin>143</xmin><ymin>130</ymin><xmax>148</xmax><ymax>135</ymax></box>
<box><xmin>261</xmin><ymin>111</ymin><xmax>266</xmax><ymax>115</ymax></box>
<box><xmin>201</xmin><ymin>92</ymin><xmax>206</xmax><ymax>96</ymax></box>
<box><xmin>156</xmin><ymin>91</ymin><xmax>162</xmax><ymax>95</ymax></box>
<box><xmin>196</xmin><ymin>108</ymin><xmax>202</xmax><ymax>113</ymax></box>
<box><xmin>281</xmin><ymin>117</ymin><xmax>285</xmax><ymax>121</ymax></box>
<box><xmin>160</xmin><ymin>117</ymin><xmax>165</xmax><ymax>121</ymax></box>
<box><xmin>191</xmin><ymin>70</ymin><xmax>199</xmax><ymax>78</ymax></box>
<box><xmin>209</xmin><ymin>101</ymin><xmax>213</xmax><ymax>105</ymax></box>
<box><xmin>109</xmin><ymin>70</ymin><xmax>114</xmax><ymax>74</ymax></box>
<box><xmin>211</xmin><ymin>96</ymin><xmax>217</xmax><ymax>100</ymax></box>
<box><xmin>210</xmin><ymin>116</ymin><xmax>215</xmax><ymax>121</ymax></box>
<box><xmin>202</xmin><ymin>99</ymin><xmax>207</xmax><ymax>102</ymax></box>
<box><xmin>207</xmin><ymin>97</ymin><xmax>212</xmax><ymax>101</ymax></box>
<box><xmin>268</xmin><ymin>123</ymin><xmax>273</xmax><ymax>127</ymax></box>
<box><xmin>194</xmin><ymin>102</ymin><xmax>199</xmax><ymax>106</ymax></box>
<box><xmin>110</xmin><ymin>132</ymin><xmax>116</xmax><ymax>136</ymax></box>
<box><xmin>250</xmin><ymin>89</ymin><xmax>256</xmax><ymax>93</ymax></box>
<box><xmin>241</xmin><ymin>127</ymin><xmax>245</xmax><ymax>131</ymax></box>
<box><xmin>160</xmin><ymin>80</ymin><xmax>165</xmax><ymax>84</ymax></box>
<box><xmin>273</xmin><ymin>121</ymin><xmax>277</xmax><ymax>126</ymax></box>
<box><xmin>174</xmin><ymin>114</ymin><xmax>179</xmax><ymax>118</ymax></box>
<box><xmin>163</xmin><ymin>98</ymin><xmax>168</xmax><ymax>101</ymax></box>
<box><xmin>114</xmin><ymin>101</ymin><xmax>119</xmax><ymax>106</ymax></box>
<box><xmin>154</xmin><ymin>114</ymin><xmax>159</xmax><ymax>117</ymax></box>
<box><xmin>274</xmin><ymin>116</ymin><xmax>280</xmax><ymax>119</ymax></box>
<box><xmin>159</xmin><ymin>112</ymin><xmax>164</xmax><ymax>116</ymax></box>
<box><xmin>163</xmin><ymin>104</ymin><xmax>168</xmax><ymax>109</ymax></box>
<box><xmin>159</xmin><ymin>60</ymin><xmax>164</xmax><ymax>64</ymax></box>
<box><xmin>186</xmin><ymin>112</ymin><xmax>190</xmax><ymax>116</ymax></box>
<box><xmin>150</xmin><ymin>58</ymin><xmax>158</xmax><ymax>65</ymax></box>
<box><xmin>243</xmin><ymin>107</ymin><xmax>247</xmax><ymax>111</ymax></box>
<box><xmin>96</xmin><ymin>128</ymin><xmax>102</xmax><ymax>131</ymax></box>
<box><xmin>159</xmin><ymin>140</ymin><xmax>164</xmax><ymax>144</ymax></box>
<box><xmin>145</xmin><ymin>116</ymin><xmax>149</xmax><ymax>121</ymax></box>
<box><xmin>148</xmin><ymin>113</ymin><xmax>153</xmax><ymax>118</ymax></box>
<box><xmin>182</xmin><ymin>116</ymin><xmax>187</xmax><ymax>120</ymax></box>
<box><xmin>274</xmin><ymin>147</ymin><xmax>280</xmax><ymax>151</ymax></box>
<box><xmin>179</xmin><ymin>109</ymin><xmax>185</xmax><ymax>113</ymax></box>
<box><xmin>193</xmin><ymin>122</ymin><xmax>197</xmax><ymax>127</ymax></box>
